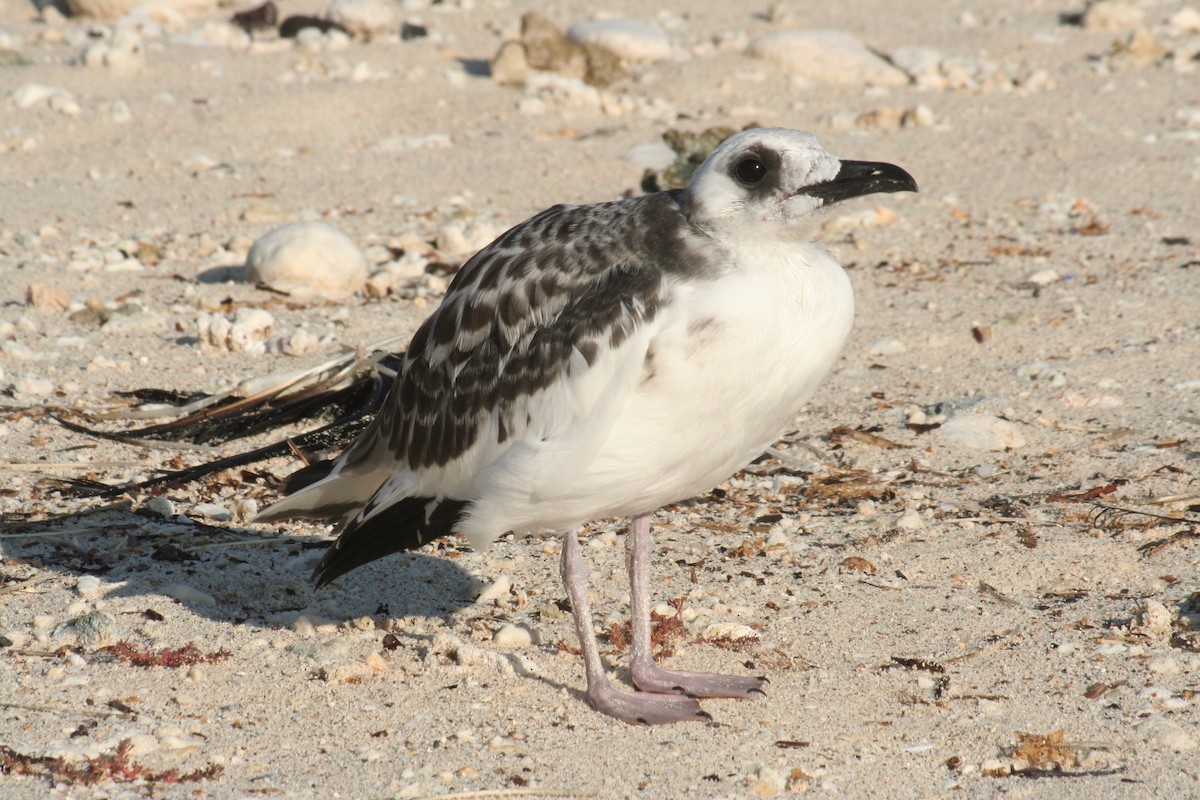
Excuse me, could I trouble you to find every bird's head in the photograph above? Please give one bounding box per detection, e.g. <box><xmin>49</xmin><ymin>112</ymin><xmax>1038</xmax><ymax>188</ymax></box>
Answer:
<box><xmin>684</xmin><ymin>127</ymin><xmax>917</xmax><ymax>235</ymax></box>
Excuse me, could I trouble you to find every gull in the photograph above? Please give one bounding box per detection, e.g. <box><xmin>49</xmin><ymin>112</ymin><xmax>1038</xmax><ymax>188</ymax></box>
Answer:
<box><xmin>254</xmin><ymin>128</ymin><xmax>917</xmax><ymax>724</ymax></box>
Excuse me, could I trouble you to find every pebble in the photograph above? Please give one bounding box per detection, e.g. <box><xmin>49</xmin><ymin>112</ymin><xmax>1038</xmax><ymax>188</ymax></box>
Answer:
<box><xmin>477</xmin><ymin>575</ymin><xmax>513</xmax><ymax>605</ymax></box>
<box><xmin>81</xmin><ymin>32</ymin><xmax>146</xmax><ymax>74</ymax></box>
<box><xmin>746</xmin><ymin>30</ymin><xmax>908</xmax><ymax>86</ymax></box>
<box><xmin>1147</xmin><ymin>656</ymin><xmax>1180</xmax><ymax>674</ymax></box>
<box><xmin>1110</xmin><ymin>28</ymin><xmax>1167</xmax><ymax>67</ymax></box>
<box><xmin>492</xmin><ymin>11</ymin><xmax>627</xmax><ymax>89</ymax></box>
<box><xmin>12</xmin><ymin>376</ymin><xmax>55</xmax><ymax>397</ymax></box>
<box><xmin>565</xmin><ymin>19</ymin><xmax>675</xmax><ymax>62</ymax></box>
<box><xmin>829</xmin><ymin>104</ymin><xmax>936</xmax><ymax>132</ymax></box>
<box><xmin>890</xmin><ymin>46</ymin><xmax>945</xmax><ymax>89</ymax></box>
<box><xmin>1132</xmin><ymin>600</ymin><xmax>1174</xmax><ymax>638</ymax></box>
<box><xmin>11</xmin><ymin>82</ymin><xmax>81</xmax><ymax>115</ymax></box>
<box><xmin>192</xmin><ymin>502</ymin><xmax>232</xmax><ymax>521</ymax></box>
<box><xmin>492</xmin><ymin>623</ymin><xmax>534</xmax><ymax>648</ymax></box>
<box><xmin>273</xmin><ymin>327</ymin><xmax>321</xmax><ymax>356</ymax></box>
<box><xmin>868</xmin><ymin>338</ymin><xmax>907</xmax><ymax>356</ymax></box>
<box><xmin>197</xmin><ymin>307</ymin><xmax>275</xmax><ymax>354</ymax></box>
<box><xmin>1015</xmin><ymin>361</ymin><xmax>1067</xmax><ymax>387</ymax></box>
<box><xmin>75</xmin><ymin>575</ymin><xmax>104</xmax><ymax>600</ymax></box>
<box><xmin>68</xmin><ymin>0</ymin><xmax>216</xmax><ymax>20</ymax></box>
<box><xmin>53</xmin><ymin>611</ymin><xmax>117</xmax><ymax>649</ymax></box>
<box><xmin>245</xmin><ymin>221</ymin><xmax>368</xmax><ymax>299</ymax></box>
<box><xmin>1081</xmin><ymin>0</ymin><xmax>1143</xmax><ymax>31</ymax></box>
<box><xmin>1137</xmin><ymin>716</ymin><xmax>1197</xmax><ymax>751</ymax></box>
<box><xmin>937</xmin><ymin>414</ymin><xmax>1026</xmax><ymax>451</ymax></box>
<box><xmin>288</xmin><ymin>636</ymin><xmax>354</xmax><ymax>667</ymax></box>
<box><xmin>66</xmin><ymin>0</ymin><xmax>139</xmax><ymax>18</ymax></box>
<box><xmin>1169</xmin><ymin>7</ymin><xmax>1200</xmax><ymax>34</ymax></box>
<box><xmin>144</xmin><ymin>496</ymin><xmax>175</xmax><ymax>517</ymax></box>
<box><xmin>1026</xmin><ymin>268</ymin><xmax>1060</xmax><ymax>286</ymax></box>
<box><xmin>327</xmin><ymin>0</ymin><xmax>394</xmax><ymax>38</ymax></box>
<box><xmin>699</xmin><ymin>622</ymin><xmax>760</xmax><ymax>642</ymax></box>
<box><xmin>162</xmin><ymin>583</ymin><xmax>216</xmax><ymax>607</ymax></box>
<box><xmin>26</xmin><ymin>283</ymin><xmax>70</xmax><ymax>311</ymax></box>
<box><xmin>435</xmin><ymin>220</ymin><xmax>498</xmax><ymax>258</ymax></box>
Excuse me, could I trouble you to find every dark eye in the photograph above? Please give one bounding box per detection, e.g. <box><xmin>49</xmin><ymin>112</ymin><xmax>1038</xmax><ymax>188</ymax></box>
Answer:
<box><xmin>735</xmin><ymin>157</ymin><xmax>766</xmax><ymax>184</ymax></box>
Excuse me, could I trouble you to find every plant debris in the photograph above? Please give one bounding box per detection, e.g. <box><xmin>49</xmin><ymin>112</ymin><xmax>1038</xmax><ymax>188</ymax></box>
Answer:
<box><xmin>106</xmin><ymin>641</ymin><xmax>232</xmax><ymax>668</ymax></box>
<box><xmin>0</xmin><ymin>739</ymin><xmax>223</xmax><ymax>786</ymax></box>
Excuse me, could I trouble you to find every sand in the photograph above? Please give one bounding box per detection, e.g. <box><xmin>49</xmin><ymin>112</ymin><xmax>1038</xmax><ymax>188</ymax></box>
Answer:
<box><xmin>2</xmin><ymin>0</ymin><xmax>1199</xmax><ymax>797</ymax></box>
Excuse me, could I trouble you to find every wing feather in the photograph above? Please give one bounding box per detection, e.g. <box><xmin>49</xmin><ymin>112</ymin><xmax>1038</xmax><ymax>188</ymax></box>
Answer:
<box><xmin>253</xmin><ymin>191</ymin><xmax>708</xmax><ymax>542</ymax></box>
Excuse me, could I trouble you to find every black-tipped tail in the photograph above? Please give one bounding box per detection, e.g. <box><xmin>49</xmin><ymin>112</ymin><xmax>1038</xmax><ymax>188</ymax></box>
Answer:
<box><xmin>313</xmin><ymin>497</ymin><xmax>468</xmax><ymax>587</ymax></box>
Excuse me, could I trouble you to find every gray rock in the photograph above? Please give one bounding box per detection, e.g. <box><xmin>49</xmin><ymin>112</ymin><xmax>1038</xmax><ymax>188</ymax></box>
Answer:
<box><xmin>746</xmin><ymin>30</ymin><xmax>909</xmax><ymax>86</ymax></box>
<box><xmin>566</xmin><ymin>18</ymin><xmax>674</xmax><ymax>62</ymax></box>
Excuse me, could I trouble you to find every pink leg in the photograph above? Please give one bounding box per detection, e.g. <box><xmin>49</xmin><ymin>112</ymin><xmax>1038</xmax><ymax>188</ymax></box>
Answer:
<box><xmin>560</xmin><ymin>529</ymin><xmax>709</xmax><ymax>725</ymax></box>
<box><xmin>626</xmin><ymin>512</ymin><xmax>768</xmax><ymax>699</ymax></box>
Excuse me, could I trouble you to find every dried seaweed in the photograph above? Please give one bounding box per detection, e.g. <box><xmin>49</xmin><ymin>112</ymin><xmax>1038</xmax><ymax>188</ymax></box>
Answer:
<box><xmin>106</xmin><ymin>641</ymin><xmax>232</xmax><ymax>668</ymax></box>
<box><xmin>0</xmin><ymin>738</ymin><xmax>222</xmax><ymax>786</ymax></box>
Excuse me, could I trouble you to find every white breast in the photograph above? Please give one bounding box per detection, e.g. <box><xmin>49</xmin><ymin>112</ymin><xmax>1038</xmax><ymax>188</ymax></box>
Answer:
<box><xmin>459</xmin><ymin>241</ymin><xmax>854</xmax><ymax>545</ymax></box>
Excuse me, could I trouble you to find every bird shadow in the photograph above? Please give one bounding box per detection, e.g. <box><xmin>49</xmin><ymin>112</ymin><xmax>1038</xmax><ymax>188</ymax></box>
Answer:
<box><xmin>456</xmin><ymin>57</ymin><xmax>491</xmax><ymax>78</ymax></box>
<box><xmin>1</xmin><ymin>504</ymin><xmax>478</xmax><ymax>631</ymax></box>
<box><xmin>195</xmin><ymin>263</ymin><xmax>247</xmax><ymax>284</ymax></box>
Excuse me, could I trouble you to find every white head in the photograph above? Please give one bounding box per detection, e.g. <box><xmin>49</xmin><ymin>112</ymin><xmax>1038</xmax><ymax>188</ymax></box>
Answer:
<box><xmin>685</xmin><ymin>128</ymin><xmax>917</xmax><ymax>236</ymax></box>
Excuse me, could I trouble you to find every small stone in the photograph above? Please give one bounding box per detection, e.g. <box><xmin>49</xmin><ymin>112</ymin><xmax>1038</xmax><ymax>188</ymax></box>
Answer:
<box><xmin>868</xmin><ymin>338</ymin><xmax>907</xmax><ymax>356</ymax></box>
<box><xmin>1015</xmin><ymin>361</ymin><xmax>1067</xmax><ymax>387</ymax></box>
<box><xmin>12</xmin><ymin>376</ymin><xmax>54</xmax><ymax>397</ymax></box>
<box><xmin>489</xmin><ymin>39</ymin><xmax>531</xmax><ymax>86</ymax></box>
<box><xmin>26</xmin><ymin>283</ymin><xmax>70</xmax><ymax>311</ymax></box>
<box><xmin>192</xmin><ymin>502</ymin><xmax>232</xmax><ymax>521</ymax></box>
<box><xmin>75</xmin><ymin>575</ymin><xmax>104</xmax><ymax>600</ymax></box>
<box><xmin>1132</xmin><ymin>600</ymin><xmax>1174</xmax><ymax>638</ymax></box>
<box><xmin>11</xmin><ymin>83</ymin><xmax>79</xmax><ymax>115</ymax></box>
<box><xmin>1147</xmin><ymin>656</ymin><xmax>1180</xmax><ymax>675</ymax></box>
<box><xmin>746</xmin><ymin>30</ymin><xmax>908</xmax><ymax>86</ymax></box>
<box><xmin>245</xmin><ymin>221</ymin><xmax>368</xmax><ymax>299</ymax></box>
<box><xmin>477</xmin><ymin>575</ymin><xmax>513</xmax><ymax>605</ymax></box>
<box><xmin>1137</xmin><ymin>716</ymin><xmax>1197</xmax><ymax>751</ymax></box>
<box><xmin>566</xmin><ymin>18</ymin><xmax>674</xmax><ymax>62</ymax></box>
<box><xmin>492</xmin><ymin>624</ymin><xmax>534</xmax><ymax>648</ymax></box>
<box><xmin>746</xmin><ymin>764</ymin><xmax>787</xmax><ymax>797</ymax></box>
<box><xmin>274</xmin><ymin>328</ymin><xmax>320</xmax><ymax>356</ymax></box>
<box><xmin>327</xmin><ymin>0</ymin><xmax>394</xmax><ymax>39</ymax></box>
<box><xmin>980</xmin><ymin>758</ymin><xmax>1010</xmax><ymax>777</ymax></box>
<box><xmin>228</xmin><ymin>498</ymin><xmax>257</xmax><ymax>520</ymax></box>
<box><xmin>700</xmin><ymin>622</ymin><xmax>760</xmax><ymax>642</ymax></box>
<box><xmin>53</xmin><ymin>611</ymin><xmax>116</xmax><ymax>649</ymax></box>
<box><xmin>1168</xmin><ymin>7</ymin><xmax>1200</xmax><ymax>34</ymax></box>
<box><xmin>890</xmin><ymin>46</ymin><xmax>945</xmax><ymax>88</ymax></box>
<box><xmin>1082</xmin><ymin>0</ymin><xmax>1144</xmax><ymax>31</ymax></box>
<box><xmin>1114</xmin><ymin>28</ymin><xmax>1166</xmax><ymax>66</ymax></box>
<box><xmin>67</xmin><ymin>0</ymin><xmax>216</xmax><ymax>20</ymax></box>
<box><xmin>938</xmin><ymin>414</ymin><xmax>1026</xmax><ymax>451</ymax></box>
<box><xmin>162</xmin><ymin>584</ymin><xmax>216</xmax><ymax>607</ymax></box>
<box><xmin>197</xmin><ymin>308</ymin><xmax>276</xmax><ymax>354</ymax></box>
<box><xmin>1027</xmin><ymin>268</ymin><xmax>1060</xmax><ymax>286</ymax></box>
<box><xmin>145</xmin><ymin>496</ymin><xmax>175</xmax><ymax>517</ymax></box>
<box><xmin>520</xmin><ymin>12</ymin><xmax>586</xmax><ymax>78</ymax></box>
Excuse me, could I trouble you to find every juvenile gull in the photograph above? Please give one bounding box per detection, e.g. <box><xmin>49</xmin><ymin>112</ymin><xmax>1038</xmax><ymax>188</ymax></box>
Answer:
<box><xmin>254</xmin><ymin>128</ymin><xmax>917</xmax><ymax>724</ymax></box>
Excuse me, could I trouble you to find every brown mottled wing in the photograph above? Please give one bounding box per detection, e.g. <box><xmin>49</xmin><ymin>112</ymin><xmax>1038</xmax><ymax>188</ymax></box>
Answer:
<box><xmin>338</xmin><ymin>191</ymin><xmax>697</xmax><ymax>477</ymax></box>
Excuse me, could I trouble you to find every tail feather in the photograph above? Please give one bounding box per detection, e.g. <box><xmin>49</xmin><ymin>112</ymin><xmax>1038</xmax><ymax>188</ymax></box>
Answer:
<box><xmin>251</xmin><ymin>466</ymin><xmax>388</xmax><ymax>525</ymax></box>
<box><xmin>313</xmin><ymin>497</ymin><xmax>468</xmax><ymax>586</ymax></box>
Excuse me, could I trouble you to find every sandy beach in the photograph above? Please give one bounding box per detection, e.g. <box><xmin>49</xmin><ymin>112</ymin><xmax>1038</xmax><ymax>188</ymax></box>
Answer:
<box><xmin>2</xmin><ymin>0</ymin><xmax>1199</xmax><ymax>797</ymax></box>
